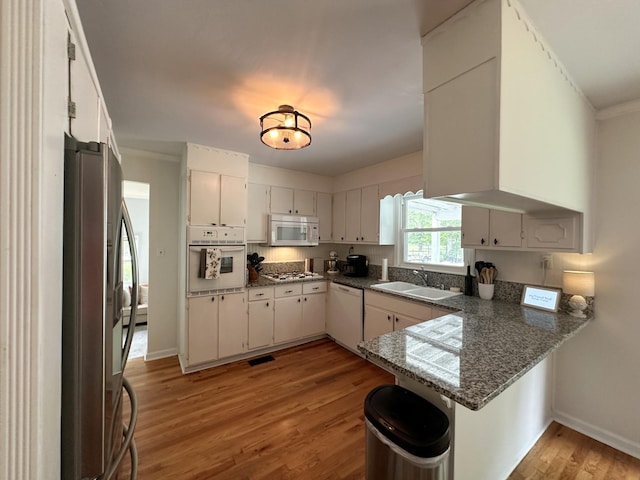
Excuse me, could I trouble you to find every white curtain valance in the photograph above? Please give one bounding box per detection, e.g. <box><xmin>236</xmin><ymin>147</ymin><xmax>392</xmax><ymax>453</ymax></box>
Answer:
<box><xmin>378</xmin><ymin>175</ymin><xmax>423</xmax><ymax>199</ymax></box>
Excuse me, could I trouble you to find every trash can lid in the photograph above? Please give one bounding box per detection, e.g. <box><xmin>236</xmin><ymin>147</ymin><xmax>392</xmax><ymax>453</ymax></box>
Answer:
<box><xmin>364</xmin><ymin>384</ymin><xmax>450</xmax><ymax>458</ymax></box>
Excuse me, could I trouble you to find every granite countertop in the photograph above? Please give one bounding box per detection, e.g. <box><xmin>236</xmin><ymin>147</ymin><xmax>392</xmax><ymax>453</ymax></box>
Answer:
<box><xmin>357</xmin><ymin>294</ymin><xmax>591</xmax><ymax>411</ymax></box>
<box><xmin>248</xmin><ymin>272</ymin><xmax>591</xmax><ymax>410</ymax></box>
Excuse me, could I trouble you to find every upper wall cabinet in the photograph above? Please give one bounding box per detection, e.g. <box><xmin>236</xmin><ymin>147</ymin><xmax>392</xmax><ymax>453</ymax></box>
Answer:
<box><xmin>182</xmin><ymin>143</ymin><xmax>249</xmax><ymax>228</ymax></box>
<box><xmin>247</xmin><ymin>183</ymin><xmax>270</xmax><ymax>242</ymax></box>
<box><xmin>333</xmin><ymin>185</ymin><xmax>392</xmax><ymax>245</ymax></box>
<box><xmin>462</xmin><ymin>206</ymin><xmax>582</xmax><ymax>252</ymax></box>
<box><xmin>188</xmin><ymin>170</ymin><xmax>246</xmax><ymax>227</ymax></box>
<box><xmin>422</xmin><ymin>0</ymin><xmax>595</xmax><ymax>252</ymax></box>
<box><xmin>270</xmin><ymin>186</ymin><xmax>316</xmax><ymax>216</ymax></box>
<box><xmin>316</xmin><ymin>192</ymin><xmax>333</xmax><ymax>243</ymax></box>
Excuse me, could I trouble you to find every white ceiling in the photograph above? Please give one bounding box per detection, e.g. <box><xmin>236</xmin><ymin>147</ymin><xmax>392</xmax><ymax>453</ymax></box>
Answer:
<box><xmin>75</xmin><ymin>0</ymin><xmax>640</xmax><ymax>176</ymax></box>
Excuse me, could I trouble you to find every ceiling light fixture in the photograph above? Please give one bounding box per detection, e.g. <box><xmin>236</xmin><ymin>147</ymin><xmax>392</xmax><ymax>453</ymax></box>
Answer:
<box><xmin>259</xmin><ymin>105</ymin><xmax>311</xmax><ymax>150</ymax></box>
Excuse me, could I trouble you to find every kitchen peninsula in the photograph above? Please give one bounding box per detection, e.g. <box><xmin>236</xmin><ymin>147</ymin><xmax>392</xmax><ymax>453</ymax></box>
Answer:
<box><xmin>357</xmin><ymin>292</ymin><xmax>591</xmax><ymax>479</ymax></box>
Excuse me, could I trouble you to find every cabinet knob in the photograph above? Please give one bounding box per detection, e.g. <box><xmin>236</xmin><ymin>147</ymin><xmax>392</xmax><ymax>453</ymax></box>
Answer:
<box><xmin>295</xmin><ymin>210</ymin><xmax>298</xmax><ymax>214</ymax></box>
<box><xmin>289</xmin><ymin>209</ymin><xmax>292</xmax><ymax>214</ymax></box>
<box><xmin>298</xmin><ymin>298</ymin><xmax>301</xmax><ymax>303</ymax></box>
<box><xmin>221</xmin><ymin>295</ymin><xmax>225</xmax><ymax>301</ymax></box>
<box><xmin>493</xmin><ymin>238</ymin><xmax>498</xmax><ymax>245</ymax></box>
<box><xmin>481</xmin><ymin>238</ymin><xmax>486</xmax><ymax>245</ymax></box>
<box><xmin>211</xmin><ymin>296</ymin><xmax>215</xmax><ymax>302</ymax></box>
<box><xmin>387</xmin><ymin>315</ymin><xmax>391</xmax><ymax>321</ymax></box>
<box><xmin>304</xmin><ymin>297</ymin><xmax>307</xmax><ymax>302</ymax></box>
<box><xmin>266</xmin><ymin>302</ymin><xmax>269</xmax><ymax>307</ymax></box>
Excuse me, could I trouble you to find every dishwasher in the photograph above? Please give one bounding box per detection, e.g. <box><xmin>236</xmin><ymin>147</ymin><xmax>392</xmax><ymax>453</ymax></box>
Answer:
<box><xmin>326</xmin><ymin>282</ymin><xmax>364</xmax><ymax>353</ymax></box>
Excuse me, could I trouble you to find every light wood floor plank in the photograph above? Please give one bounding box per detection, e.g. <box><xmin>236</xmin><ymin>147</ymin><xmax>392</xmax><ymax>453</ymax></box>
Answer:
<box><xmin>119</xmin><ymin>338</ymin><xmax>640</xmax><ymax>479</ymax></box>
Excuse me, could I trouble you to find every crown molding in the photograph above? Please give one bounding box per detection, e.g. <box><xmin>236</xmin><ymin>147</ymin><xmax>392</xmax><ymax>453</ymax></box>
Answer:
<box><xmin>596</xmin><ymin>99</ymin><xmax>640</xmax><ymax>120</ymax></box>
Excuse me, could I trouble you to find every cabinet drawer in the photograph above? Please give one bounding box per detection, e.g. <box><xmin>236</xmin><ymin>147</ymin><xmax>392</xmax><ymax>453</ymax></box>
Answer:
<box><xmin>248</xmin><ymin>286</ymin><xmax>274</xmax><ymax>301</ymax></box>
<box><xmin>274</xmin><ymin>283</ymin><xmax>303</xmax><ymax>298</ymax></box>
<box><xmin>365</xmin><ymin>290</ymin><xmax>433</xmax><ymax>321</ymax></box>
<box><xmin>303</xmin><ymin>281</ymin><xmax>327</xmax><ymax>294</ymax></box>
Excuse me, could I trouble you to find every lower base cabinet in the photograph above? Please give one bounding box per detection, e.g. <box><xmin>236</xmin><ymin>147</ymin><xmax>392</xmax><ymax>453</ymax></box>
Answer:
<box><xmin>274</xmin><ymin>284</ymin><xmax>303</xmax><ymax>344</ymax></box>
<box><xmin>248</xmin><ymin>287</ymin><xmax>274</xmax><ymax>350</ymax></box>
<box><xmin>301</xmin><ymin>282</ymin><xmax>327</xmax><ymax>337</ymax></box>
<box><xmin>187</xmin><ymin>292</ymin><xmax>247</xmax><ymax>366</ymax></box>
<box><xmin>364</xmin><ymin>290</ymin><xmax>449</xmax><ymax>341</ymax></box>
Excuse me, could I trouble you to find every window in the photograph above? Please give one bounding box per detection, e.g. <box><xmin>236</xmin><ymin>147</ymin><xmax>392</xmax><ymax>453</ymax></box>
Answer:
<box><xmin>400</xmin><ymin>194</ymin><xmax>464</xmax><ymax>269</ymax></box>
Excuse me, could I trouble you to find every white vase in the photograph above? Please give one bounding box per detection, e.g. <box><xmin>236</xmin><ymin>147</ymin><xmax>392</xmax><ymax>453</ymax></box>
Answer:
<box><xmin>478</xmin><ymin>283</ymin><xmax>494</xmax><ymax>300</ymax></box>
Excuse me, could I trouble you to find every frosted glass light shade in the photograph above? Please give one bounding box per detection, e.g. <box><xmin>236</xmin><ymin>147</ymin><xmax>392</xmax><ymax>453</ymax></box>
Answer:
<box><xmin>259</xmin><ymin>105</ymin><xmax>311</xmax><ymax>150</ymax></box>
<box><xmin>562</xmin><ymin>271</ymin><xmax>595</xmax><ymax>296</ymax></box>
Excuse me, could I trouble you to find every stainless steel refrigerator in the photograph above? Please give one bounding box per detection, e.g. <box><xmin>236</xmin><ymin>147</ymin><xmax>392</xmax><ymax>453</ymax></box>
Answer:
<box><xmin>62</xmin><ymin>135</ymin><xmax>139</xmax><ymax>480</ymax></box>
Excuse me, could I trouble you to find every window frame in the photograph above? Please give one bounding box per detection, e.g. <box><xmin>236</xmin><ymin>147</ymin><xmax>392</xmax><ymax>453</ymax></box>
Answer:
<box><xmin>396</xmin><ymin>193</ymin><xmax>473</xmax><ymax>275</ymax></box>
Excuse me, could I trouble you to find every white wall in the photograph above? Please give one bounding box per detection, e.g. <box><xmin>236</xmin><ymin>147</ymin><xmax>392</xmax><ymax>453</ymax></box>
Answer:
<box><xmin>551</xmin><ymin>107</ymin><xmax>640</xmax><ymax>458</ymax></box>
<box><xmin>120</xmin><ymin>147</ymin><xmax>181</xmax><ymax>360</ymax></box>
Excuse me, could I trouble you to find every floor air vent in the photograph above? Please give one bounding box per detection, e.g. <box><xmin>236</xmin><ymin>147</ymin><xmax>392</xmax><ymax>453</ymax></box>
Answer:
<box><xmin>248</xmin><ymin>355</ymin><xmax>275</xmax><ymax>366</ymax></box>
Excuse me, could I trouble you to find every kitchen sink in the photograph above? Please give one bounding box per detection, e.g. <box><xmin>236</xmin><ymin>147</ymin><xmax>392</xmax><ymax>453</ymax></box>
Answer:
<box><xmin>371</xmin><ymin>281</ymin><xmax>462</xmax><ymax>301</ymax></box>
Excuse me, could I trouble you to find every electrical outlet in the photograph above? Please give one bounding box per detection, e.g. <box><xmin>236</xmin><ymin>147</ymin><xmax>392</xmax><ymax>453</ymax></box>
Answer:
<box><xmin>541</xmin><ymin>254</ymin><xmax>553</xmax><ymax>269</ymax></box>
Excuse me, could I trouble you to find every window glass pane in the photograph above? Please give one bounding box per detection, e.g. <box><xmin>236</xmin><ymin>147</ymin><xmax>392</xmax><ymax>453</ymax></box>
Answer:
<box><xmin>402</xmin><ymin>196</ymin><xmax>464</xmax><ymax>267</ymax></box>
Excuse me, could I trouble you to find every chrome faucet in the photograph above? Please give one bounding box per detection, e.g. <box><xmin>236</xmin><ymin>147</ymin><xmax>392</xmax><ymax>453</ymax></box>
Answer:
<box><xmin>412</xmin><ymin>266</ymin><xmax>428</xmax><ymax>285</ymax></box>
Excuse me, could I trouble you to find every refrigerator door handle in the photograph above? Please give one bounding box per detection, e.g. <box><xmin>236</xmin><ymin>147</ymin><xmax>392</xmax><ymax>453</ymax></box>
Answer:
<box><xmin>121</xmin><ymin>200</ymin><xmax>139</xmax><ymax>366</ymax></box>
<box><xmin>99</xmin><ymin>376</ymin><xmax>139</xmax><ymax>480</ymax></box>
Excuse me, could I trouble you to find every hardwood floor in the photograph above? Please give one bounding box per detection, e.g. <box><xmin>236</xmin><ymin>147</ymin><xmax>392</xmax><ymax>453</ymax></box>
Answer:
<box><xmin>120</xmin><ymin>339</ymin><xmax>640</xmax><ymax>479</ymax></box>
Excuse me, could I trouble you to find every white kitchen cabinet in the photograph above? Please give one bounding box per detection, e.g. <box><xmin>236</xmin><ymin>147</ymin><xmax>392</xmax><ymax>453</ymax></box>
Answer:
<box><xmin>68</xmin><ymin>29</ymin><xmax>101</xmax><ymax>143</ymax></box>
<box><xmin>335</xmin><ymin>185</ymin><xmax>380</xmax><ymax>244</ymax></box>
<box><xmin>218</xmin><ymin>292</ymin><xmax>248</xmax><ymax>358</ymax></box>
<box><xmin>301</xmin><ymin>282</ymin><xmax>327</xmax><ymax>337</ymax></box>
<box><xmin>248</xmin><ymin>287</ymin><xmax>274</xmax><ymax>350</ymax></box>
<box><xmin>523</xmin><ymin>214</ymin><xmax>581</xmax><ymax>251</ymax></box>
<box><xmin>189</xmin><ymin>170</ymin><xmax>246</xmax><ymax>227</ymax></box>
<box><xmin>345</xmin><ymin>189</ymin><xmax>362</xmax><ymax>242</ymax></box>
<box><xmin>422</xmin><ymin>0</ymin><xmax>594</xmax><ymax>252</ymax></box>
<box><xmin>247</xmin><ymin>183</ymin><xmax>269</xmax><ymax>242</ymax></box>
<box><xmin>327</xmin><ymin>283</ymin><xmax>363</xmax><ymax>353</ymax></box>
<box><xmin>187</xmin><ymin>295</ymin><xmax>219</xmax><ymax>365</ymax></box>
<box><xmin>270</xmin><ymin>186</ymin><xmax>316</xmax><ymax>216</ymax></box>
<box><xmin>360</xmin><ymin>184</ymin><xmax>379</xmax><ymax>242</ymax></box>
<box><xmin>461</xmin><ymin>206</ymin><xmax>522</xmax><ymax>248</ymax></box>
<box><xmin>364</xmin><ymin>290</ymin><xmax>437</xmax><ymax>341</ymax></box>
<box><xmin>332</xmin><ymin>191</ymin><xmax>346</xmax><ymax>242</ymax></box>
<box><xmin>274</xmin><ymin>284</ymin><xmax>303</xmax><ymax>344</ymax></box>
<box><xmin>316</xmin><ymin>192</ymin><xmax>333</xmax><ymax>242</ymax></box>
<box><xmin>364</xmin><ymin>304</ymin><xmax>393</xmax><ymax>340</ymax></box>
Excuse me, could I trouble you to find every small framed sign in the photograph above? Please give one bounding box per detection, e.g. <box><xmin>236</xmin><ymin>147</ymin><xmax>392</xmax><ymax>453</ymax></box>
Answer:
<box><xmin>520</xmin><ymin>285</ymin><xmax>561</xmax><ymax>312</ymax></box>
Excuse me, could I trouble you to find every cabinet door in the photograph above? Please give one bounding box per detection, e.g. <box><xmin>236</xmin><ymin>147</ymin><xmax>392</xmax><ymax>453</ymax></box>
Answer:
<box><xmin>294</xmin><ymin>190</ymin><xmax>316</xmax><ymax>216</ymax></box>
<box><xmin>187</xmin><ymin>295</ymin><xmax>218</xmax><ymax>365</ymax></box>
<box><xmin>345</xmin><ymin>189</ymin><xmax>362</xmax><ymax>242</ymax></box>
<box><xmin>218</xmin><ymin>293</ymin><xmax>248</xmax><ymax>358</ymax></box>
<box><xmin>270</xmin><ymin>186</ymin><xmax>294</xmax><ymax>214</ymax></box>
<box><xmin>317</xmin><ymin>192</ymin><xmax>332</xmax><ymax>242</ymax></box>
<box><xmin>190</xmin><ymin>170</ymin><xmax>220</xmax><ymax>226</ymax></box>
<box><xmin>247</xmin><ymin>183</ymin><xmax>269</xmax><ymax>242</ymax></box>
<box><xmin>461</xmin><ymin>206</ymin><xmax>490</xmax><ymax>247</ymax></box>
<box><xmin>332</xmin><ymin>191</ymin><xmax>346</xmax><ymax>242</ymax></box>
<box><xmin>360</xmin><ymin>185</ymin><xmax>379</xmax><ymax>243</ymax></box>
<box><xmin>68</xmin><ymin>29</ymin><xmax>101</xmax><ymax>142</ymax></box>
<box><xmin>364</xmin><ymin>305</ymin><xmax>393</xmax><ymax>341</ymax></box>
<box><xmin>394</xmin><ymin>314</ymin><xmax>422</xmax><ymax>331</ymax></box>
<box><xmin>220</xmin><ymin>175</ymin><xmax>246</xmax><ymax>226</ymax></box>
<box><xmin>490</xmin><ymin>210</ymin><xmax>522</xmax><ymax>248</ymax></box>
<box><xmin>430</xmin><ymin>307</ymin><xmax>449</xmax><ymax>320</ymax></box>
<box><xmin>523</xmin><ymin>215</ymin><xmax>579</xmax><ymax>251</ymax></box>
<box><xmin>302</xmin><ymin>293</ymin><xmax>325</xmax><ymax>337</ymax></box>
<box><xmin>424</xmin><ymin>59</ymin><xmax>498</xmax><ymax>199</ymax></box>
<box><xmin>274</xmin><ymin>296</ymin><xmax>302</xmax><ymax>344</ymax></box>
<box><xmin>248</xmin><ymin>299</ymin><xmax>274</xmax><ymax>350</ymax></box>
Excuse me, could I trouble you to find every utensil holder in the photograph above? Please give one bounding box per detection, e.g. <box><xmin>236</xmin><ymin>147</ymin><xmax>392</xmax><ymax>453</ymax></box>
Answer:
<box><xmin>478</xmin><ymin>283</ymin><xmax>494</xmax><ymax>300</ymax></box>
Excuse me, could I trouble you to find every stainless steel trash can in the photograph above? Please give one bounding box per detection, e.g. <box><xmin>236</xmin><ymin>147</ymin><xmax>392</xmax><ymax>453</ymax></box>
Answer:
<box><xmin>365</xmin><ymin>384</ymin><xmax>450</xmax><ymax>480</ymax></box>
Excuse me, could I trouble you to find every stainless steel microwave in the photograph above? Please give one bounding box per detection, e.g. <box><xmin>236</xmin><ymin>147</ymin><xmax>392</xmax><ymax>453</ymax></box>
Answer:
<box><xmin>268</xmin><ymin>214</ymin><xmax>319</xmax><ymax>246</ymax></box>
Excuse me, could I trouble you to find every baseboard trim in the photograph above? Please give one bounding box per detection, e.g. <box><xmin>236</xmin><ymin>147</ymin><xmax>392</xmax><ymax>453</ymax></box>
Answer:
<box><xmin>553</xmin><ymin>410</ymin><xmax>640</xmax><ymax>460</ymax></box>
<box><xmin>144</xmin><ymin>348</ymin><xmax>178</xmax><ymax>362</ymax></box>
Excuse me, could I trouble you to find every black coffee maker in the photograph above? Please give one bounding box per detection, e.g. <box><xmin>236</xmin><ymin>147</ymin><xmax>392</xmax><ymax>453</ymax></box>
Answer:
<box><xmin>343</xmin><ymin>254</ymin><xmax>368</xmax><ymax>277</ymax></box>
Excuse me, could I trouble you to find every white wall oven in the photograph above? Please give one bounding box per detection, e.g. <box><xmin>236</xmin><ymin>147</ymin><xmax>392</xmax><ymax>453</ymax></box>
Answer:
<box><xmin>187</xmin><ymin>226</ymin><xmax>246</xmax><ymax>295</ymax></box>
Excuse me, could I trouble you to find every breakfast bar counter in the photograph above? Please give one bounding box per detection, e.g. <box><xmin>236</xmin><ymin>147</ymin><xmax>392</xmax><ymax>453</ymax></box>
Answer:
<box><xmin>357</xmin><ymin>295</ymin><xmax>590</xmax><ymax>410</ymax></box>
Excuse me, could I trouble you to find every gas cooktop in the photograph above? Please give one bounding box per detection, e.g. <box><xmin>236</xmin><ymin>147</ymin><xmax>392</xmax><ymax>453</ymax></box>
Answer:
<box><xmin>262</xmin><ymin>271</ymin><xmax>324</xmax><ymax>283</ymax></box>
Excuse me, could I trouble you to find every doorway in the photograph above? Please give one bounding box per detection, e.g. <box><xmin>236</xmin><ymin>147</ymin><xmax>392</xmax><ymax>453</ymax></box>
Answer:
<box><xmin>123</xmin><ymin>180</ymin><xmax>150</xmax><ymax>359</ymax></box>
